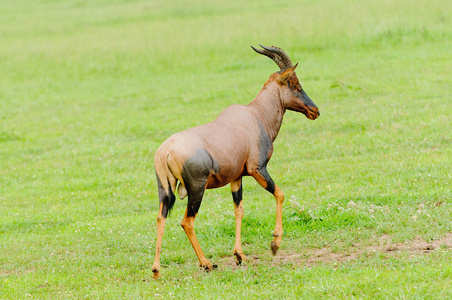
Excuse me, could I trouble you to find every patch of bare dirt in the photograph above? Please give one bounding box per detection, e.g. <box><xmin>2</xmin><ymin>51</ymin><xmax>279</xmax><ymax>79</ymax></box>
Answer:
<box><xmin>0</xmin><ymin>269</ymin><xmax>34</xmax><ymax>276</ymax></box>
<box><xmin>222</xmin><ymin>233</ymin><xmax>452</xmax><ymax>269</ymax></box>
<box><xmin>0</xmin><ymin>270</ymin><xmax>15</xmax><ymax>276</ymax></box>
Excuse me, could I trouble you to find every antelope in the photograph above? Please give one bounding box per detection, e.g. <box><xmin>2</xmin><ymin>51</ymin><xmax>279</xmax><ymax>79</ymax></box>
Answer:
<box><xmin>152</xmin><ymin>45</ymin><xmax>319</xmax><ymax>279</ymax></box>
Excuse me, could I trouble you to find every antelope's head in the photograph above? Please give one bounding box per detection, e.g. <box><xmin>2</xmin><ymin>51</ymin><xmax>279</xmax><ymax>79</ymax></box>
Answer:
<box><xmin>252</xmin><ymin>44</ymin><xmax>320</xmax><ymax>120</ymax></box>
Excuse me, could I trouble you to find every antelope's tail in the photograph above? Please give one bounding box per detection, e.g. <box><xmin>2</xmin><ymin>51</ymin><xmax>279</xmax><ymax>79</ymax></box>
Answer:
<box><xmin>154</xmin><ymin>151</ymin><xmax>177</xmax><ymax>218</ymax></box>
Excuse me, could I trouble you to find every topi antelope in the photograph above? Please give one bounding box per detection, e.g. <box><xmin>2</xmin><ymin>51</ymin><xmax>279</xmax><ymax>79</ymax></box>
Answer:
<box><xmin>152</xmin><ymin>45</ymin><xmax>319</xmax><ymax>278</ymax></box>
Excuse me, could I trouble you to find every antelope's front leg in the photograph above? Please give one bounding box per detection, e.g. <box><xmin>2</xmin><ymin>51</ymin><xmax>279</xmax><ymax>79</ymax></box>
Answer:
<box><xmin>252</xmin><ymin>169</ymin><xmax>285</xmax><ymax>255</ymax></box>
<box><xmin>270</xmin><ymin>185</ymin><xmax>284</xmax><ymax>254</ymax></box>
<box><xmin>231</xmin><ymin>178</ymin><xmax>246</xmax><ymax>264</ymax></box>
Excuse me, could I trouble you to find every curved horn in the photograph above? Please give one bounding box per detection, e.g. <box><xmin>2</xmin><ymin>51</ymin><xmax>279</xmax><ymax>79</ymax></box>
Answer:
<box><xmin>251</xmin><ymin>45</ymin><xmax>287</xmax><ymax>71</ymax></box>
<box><xmin>259</xmin><ymin>44</ymin><xmax>293</xmax><ymax>69</ymax></box>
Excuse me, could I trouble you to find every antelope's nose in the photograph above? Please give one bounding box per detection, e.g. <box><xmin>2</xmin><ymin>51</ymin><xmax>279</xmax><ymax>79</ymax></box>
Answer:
<box><xmin>309</xmin><ymin>106</ymin><xmax>320</xmax><ymax>119</ymax></box>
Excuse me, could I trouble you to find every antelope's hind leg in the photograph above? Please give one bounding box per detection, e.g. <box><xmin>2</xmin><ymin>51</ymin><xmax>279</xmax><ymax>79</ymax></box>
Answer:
<box><xmin>231</xmin><ymin>178</ymin><xmax>246</xmax><ymax>264</ymax></box>
<box><xmin>181</xmin><ymin>181</ymin><xmax>217</xmax><ymax>271</ymax></box>
<box><xmin>252</xmin><ymin>168</ymin><xmax>285</xmax><ymax>255</ymax></box>
<box><xmin>152</xmin><ymin>177</ymin><xmax>175</xmax><ymax>279</ymax></box>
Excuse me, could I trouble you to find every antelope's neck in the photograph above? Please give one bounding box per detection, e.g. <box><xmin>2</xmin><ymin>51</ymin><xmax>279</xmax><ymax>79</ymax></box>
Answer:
<box><xmin>247</xmin><ymin>85</ymin><xmax>285</xmax><ymax>142</ymax></box>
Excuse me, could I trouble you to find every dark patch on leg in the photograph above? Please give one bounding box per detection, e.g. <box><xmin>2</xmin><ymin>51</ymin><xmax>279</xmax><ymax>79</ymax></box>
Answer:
<box><xmin>181</xmin><ymin>149</ymin><xmax>218</xmax><ymax>190</ymax></box>
<box><xmin>186</xmin><ymin>186</ymin><xmax>205</xmax><ymax>218</ymax></box>
<box><xmin>156</xmin><ymin>174</ymin><xmax>176</xmax><ymax>218</ymax></box>
<box><xmin>259</xmin><ymin>167</ymin><xmax>276</xmax><ymax>194</ymax></box>
<box><xmin>257</xmin><ymin>120</ymin><xmax>273</xmax><ymax>169</ymax></box>
<box><xmin>232</xmin><ymin>190</ymin><xmax>242</xmax><ymax>206</ymax></box>
<box><xmin>256</xmin><ymin>120</ymin><xmax>276</xmax><ymax>193</ymax></box>
<box><xmin>266</xmin><ymin>180</ymin><xmax>276</xmax><ymax>194</ymax></box>
<box><xmin>232</xmin><ymin>181</ymin><xmax>243</xmax><ymax>206</ymax></box>
<box><xmin>181</xmin><ymin>149</ymin><xmax>216</xmax><ymax>217</ymax></box>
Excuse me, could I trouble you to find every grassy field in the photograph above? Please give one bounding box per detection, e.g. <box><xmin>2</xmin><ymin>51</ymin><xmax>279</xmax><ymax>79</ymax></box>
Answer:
<box><xmin>1</xmin><ymin>0</ymin><xmax>451</xmax><ymax>298</ymax></box>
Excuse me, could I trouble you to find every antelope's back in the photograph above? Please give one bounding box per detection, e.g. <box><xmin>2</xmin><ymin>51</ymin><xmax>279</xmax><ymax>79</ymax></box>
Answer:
<box><xmin>156</xmin><ymin>104</ymin><xmax>260</xmax><ymax>188</ymax></box>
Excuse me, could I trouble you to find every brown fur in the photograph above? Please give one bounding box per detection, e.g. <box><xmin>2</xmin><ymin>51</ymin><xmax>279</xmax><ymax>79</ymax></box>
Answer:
<box><xmin>152</xmin><ymin>63</ymin><xmax>319</xmax><ymax>279</ymax></box>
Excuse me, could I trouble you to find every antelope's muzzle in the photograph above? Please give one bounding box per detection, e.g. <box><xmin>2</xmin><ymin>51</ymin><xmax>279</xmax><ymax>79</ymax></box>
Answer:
<box><xmin>302</xmin><ymin>91</ymin><xmax>320</xmax><ymax>120</ymax></box>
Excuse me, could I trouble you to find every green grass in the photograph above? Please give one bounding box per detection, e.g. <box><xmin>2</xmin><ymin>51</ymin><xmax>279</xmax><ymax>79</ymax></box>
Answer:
<box><xmin>1</xmin><ymin>0</ymin><xmax>451</xmax><ymax>298</ymax></box>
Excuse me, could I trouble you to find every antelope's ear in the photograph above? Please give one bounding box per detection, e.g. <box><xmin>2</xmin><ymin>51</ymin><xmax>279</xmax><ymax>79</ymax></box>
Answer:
<box><xmin>277</xmin><ymin>63</ymin><xmax>298</xmax><ymax>84</ymax></box>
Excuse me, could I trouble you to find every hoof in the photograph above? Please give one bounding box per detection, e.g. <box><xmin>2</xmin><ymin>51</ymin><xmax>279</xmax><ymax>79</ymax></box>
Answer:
<box><xmin>152</xmin><ymin>269</ymin><xmax>160</xmax><ymax>280</ymax></box>
<box><xmin>234</xmin><ymin>252</ymin><xmax>246</xmax><ymax>265</ymax></box>
<box><xmin>201</xmin><ymin>264</ymin><xmax>218</xmax><ymax>272</ymax></box>
<box><xmin>271</xmin><ymin>241</ymin><xmax>279</xmax><ymax>255</ymax></box>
